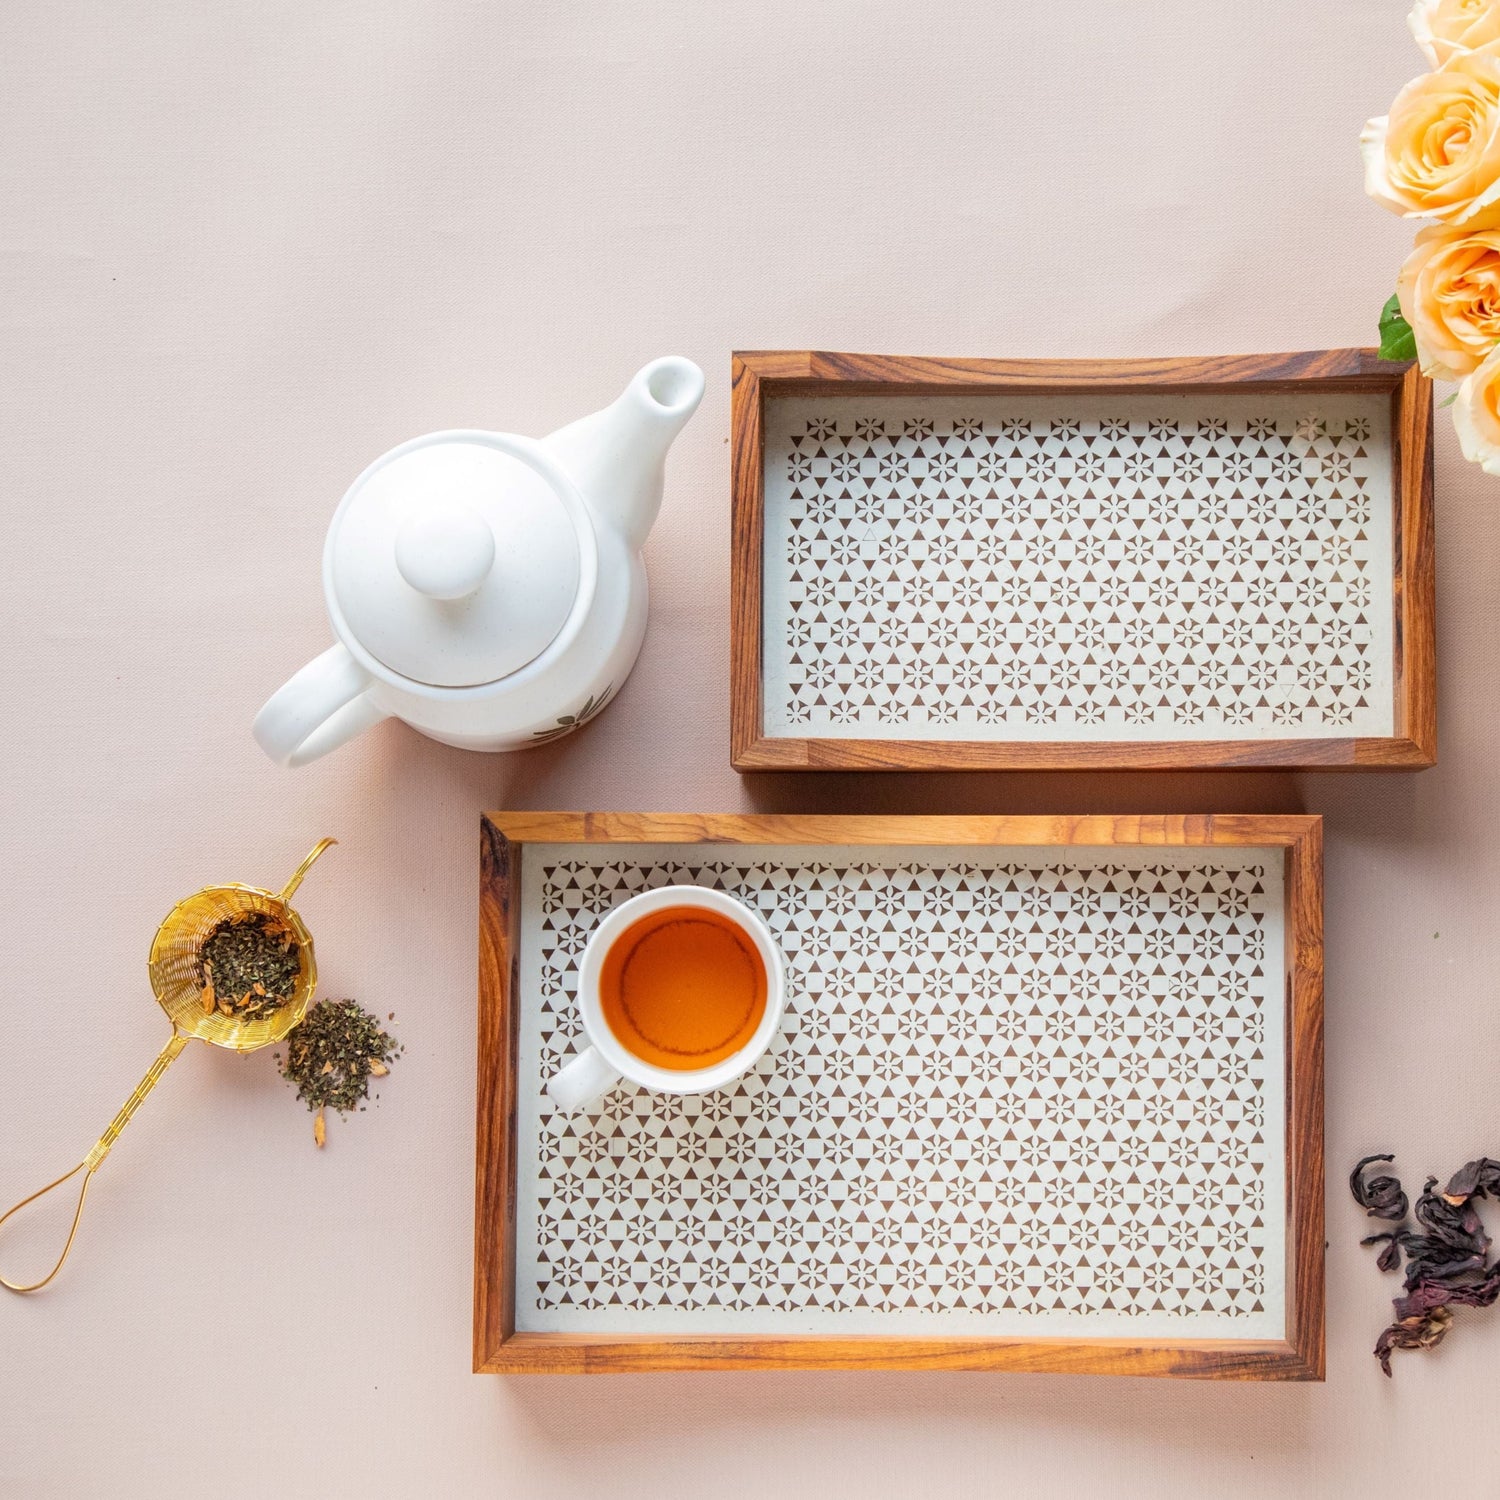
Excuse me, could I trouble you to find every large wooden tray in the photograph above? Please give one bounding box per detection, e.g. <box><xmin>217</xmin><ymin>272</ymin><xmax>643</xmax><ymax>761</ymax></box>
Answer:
<box><xmin>730</xmin><ymin>350</ymin><xmax>1434</xmax><ymax>771</ymax></box>
<box><xmin>476</xmin><ymin>813</ymin><xmax>1323</xmax><ymax>1377</ymax></box>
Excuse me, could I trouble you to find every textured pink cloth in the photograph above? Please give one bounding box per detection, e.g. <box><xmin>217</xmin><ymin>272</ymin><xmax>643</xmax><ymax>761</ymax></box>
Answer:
<box><xmin>1</xmin><ymin>2</ymin><xmax>1496</xmax><ymax>1495</ymax></box>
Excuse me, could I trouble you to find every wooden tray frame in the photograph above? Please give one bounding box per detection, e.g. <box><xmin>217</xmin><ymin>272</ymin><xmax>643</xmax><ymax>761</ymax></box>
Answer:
<box><xmin>475</xmin><ymin>812</ymin><xmax>1324</xmax><ymax>1378</ymax></box>
<box><xmin>730</xmin><ymin>350</ymin><xmax>1435</xmax><ymax>772</ymax></box>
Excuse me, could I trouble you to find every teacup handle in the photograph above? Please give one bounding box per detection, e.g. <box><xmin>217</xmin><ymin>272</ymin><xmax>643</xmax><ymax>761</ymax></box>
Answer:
<box><xmin>253</xmin><ymin>644</ymin><xmax>387</xmax><ymax>768</ymax></box>
<box><xmin>546</xmin><ymin>1046</ymin><xmax>621</xmax><ymax>1112</ymax></box>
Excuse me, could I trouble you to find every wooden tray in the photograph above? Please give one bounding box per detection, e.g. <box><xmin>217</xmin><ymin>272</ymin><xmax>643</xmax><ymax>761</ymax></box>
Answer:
<box><xmin>730</xmin><ymin>351</ymin><xmax>1434</xmax><ymax>772</ymax></box>
<box><xmin>476</xmin><ymin>813</ymin><xmax>1323</xmax><ymax>1377</ymax></box>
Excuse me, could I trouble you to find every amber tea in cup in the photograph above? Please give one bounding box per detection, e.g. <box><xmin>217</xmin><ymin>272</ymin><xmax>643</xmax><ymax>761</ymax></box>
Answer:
<box><xmin>598</xmin><ymin>904</ymin><xmax>768</xmax><ymax>1070</ymax></box>
<box><xmin>546</xmin><ymin>885</ymin><xmax>787</xmax><ymax>1112</ymax></box>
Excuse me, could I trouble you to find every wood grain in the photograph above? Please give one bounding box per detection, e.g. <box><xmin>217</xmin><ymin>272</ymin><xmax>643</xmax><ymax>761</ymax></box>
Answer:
<box><xmin>737</xmin><ymin>347</ymin><xmax>1406</xmax><ymax>394</ymax></box>
<box><xmin>1283</xmin><ymin>818</ymin><xmax>1325</xmax><ymax>1381</ymax></box>
<box><xmin>481</xmin><ymin>1332</ymin><xmax>1318</xmax><ymax>1378</ymax></box>
<box><xmin>474</xmin><ymin>812</ymin><xmax>1324</xmax><ymax>1378</ymax></box>
<box><xmin>729</xmin><ymin>349</ymin><xmax>1437</xmax><ymax>773</ymax></box>
<box><xmin>729</xmin><ymin>354</ymin><xmax>768</xmax><ymax>773</ymax></box>
<box><xmin>1393</xmin><ymin>360</ymin><xmax>1437</xmax><ymax>764</ymax></box>
<box><xmin>731</xmin><ymin>736</ymin><xmax>1434</xmax><ymax>773</ymax></box>
<box><xmin>472</xmin><ymin>815</ymin><xmax>520</xmax><ymax>1371</ymax></box>
<box><xmin>480</xmin><ymin>810</ymin><xmax>1322</xmax><ymax>847</ymax></box>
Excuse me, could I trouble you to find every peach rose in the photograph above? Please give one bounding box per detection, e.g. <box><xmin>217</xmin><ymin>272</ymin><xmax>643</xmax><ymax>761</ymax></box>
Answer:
<box><xmin>1397</xmin><ymin>223</ymin><xmax>1500</xmax><ymax>377</ymax></box>
<box><xmin>1362</xmin><ymin>44</ymin><xmax>1500</xmax><ymax>223</ymax></box>
<box><xmin>1409</xmin><ymin>0</ymin><xmax>1500</xmax><ymax>67</ymax></box>
<box><xmin>1453</xmin><ymin>340</ymin><xmax>1500</xmax><ymax>471</ymax></box>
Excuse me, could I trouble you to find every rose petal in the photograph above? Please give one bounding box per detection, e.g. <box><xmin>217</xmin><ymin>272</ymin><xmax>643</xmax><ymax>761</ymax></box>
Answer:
<box><xmin>1360</xmin><ymin>115</ymin><xmax>1405</xmax><ymax>215</ymax></box>
<box><xmin>1410</xmin><ymin>0</ymin><xmax>1444</xmax><ymax>67</ymax></box>
<box><xmin>1396</xmin><ymin>223</ymin><xmax>1500</xmax><ymax>379</ymax></box>
<box><xmin>1453</xmin><ymin>343</ymin><xmax>1500</xmax><ymax>473</ymax></box>
<box><xmin>1410</xmin><ymin>0</ymin><xmax>1500</xmax><ymax>68</ymax></box>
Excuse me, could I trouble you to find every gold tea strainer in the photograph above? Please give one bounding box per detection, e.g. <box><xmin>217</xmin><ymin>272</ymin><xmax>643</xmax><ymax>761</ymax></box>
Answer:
<box><xmin>0</xmin><ymin>838</ymin><xmax>335</xmax><ymax>1293</ymax></box>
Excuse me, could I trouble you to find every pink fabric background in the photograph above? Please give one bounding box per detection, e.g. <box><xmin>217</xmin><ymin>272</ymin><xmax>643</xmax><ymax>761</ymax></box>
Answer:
<box><xmin>2</xmin><ymin>2</ymin><xmax>1496</xmax><ymax>1494</ymax></box>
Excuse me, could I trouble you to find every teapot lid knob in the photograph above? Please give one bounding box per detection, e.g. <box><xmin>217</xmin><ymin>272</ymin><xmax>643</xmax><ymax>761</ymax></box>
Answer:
<box><xmin>394</xmin><ymin>500</ymin><xmax>496</xmax><ymax>601</ymax></box>
<box><xmin>327</xmin><ymin>434</ymin><xmax>588</xmax><ymax>688</ymax></box>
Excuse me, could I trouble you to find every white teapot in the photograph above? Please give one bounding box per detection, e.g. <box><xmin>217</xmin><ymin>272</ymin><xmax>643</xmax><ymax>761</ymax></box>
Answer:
<box><xmin>253</xmin><ymin>357</ymin><xmax>704</xmax><ymax>766</ymax></box>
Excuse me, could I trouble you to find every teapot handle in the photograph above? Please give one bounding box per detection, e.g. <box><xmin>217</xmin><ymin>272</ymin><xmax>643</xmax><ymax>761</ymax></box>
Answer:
<box><xmin>252</xmin><ymin>644</ymin><xmax>387</xmax><ymax>768</ymax></box>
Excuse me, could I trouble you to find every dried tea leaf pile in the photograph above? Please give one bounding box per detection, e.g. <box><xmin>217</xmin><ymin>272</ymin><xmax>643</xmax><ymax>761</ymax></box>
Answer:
<box><xmin>196</xmin><ymin>911</ymin><xmax>302</xmax><ymax>1020</ymax></box>
<box><xmin>1351</xmin><ymin>1154</ymin><xmax>1500</xmax><ymax>1375</ymax></box>
<box><xmin>277</xmin><ymin>999</ymin><xmax>401</xmax><ymax>1146</ymax></box>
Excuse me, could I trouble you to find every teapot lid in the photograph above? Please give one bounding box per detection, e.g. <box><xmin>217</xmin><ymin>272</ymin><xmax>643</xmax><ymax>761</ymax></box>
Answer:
<box><xmin>326</xmin><ymin>433</ymin><xmax>591</xmax><ymax>689</ymax></box>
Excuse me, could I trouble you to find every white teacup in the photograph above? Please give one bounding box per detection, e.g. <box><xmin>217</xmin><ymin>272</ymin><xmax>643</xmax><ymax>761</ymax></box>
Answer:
<box><xmin>546</xmin><ymin>885</ymin><xmax>786</xmax><ymax>1112</ymax></box>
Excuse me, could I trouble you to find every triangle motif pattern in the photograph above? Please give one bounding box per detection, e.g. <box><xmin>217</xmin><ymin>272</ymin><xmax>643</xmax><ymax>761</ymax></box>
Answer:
<box><xmin>763</xmin><ymin>394</ymin><xmax>1394</xmax><ymax>741</ymax></box>
<box><xmin>513</xmin><ymin>843</ymin><xmax>1287</xmax><ymax>1338</ymax></box>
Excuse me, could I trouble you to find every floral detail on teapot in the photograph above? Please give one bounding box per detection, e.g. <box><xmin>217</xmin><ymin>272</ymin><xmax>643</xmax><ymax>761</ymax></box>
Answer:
<box><xmin>530</xmin><ymin>685</ymin><xmax>615</xmax><ymax>744</ymax></box>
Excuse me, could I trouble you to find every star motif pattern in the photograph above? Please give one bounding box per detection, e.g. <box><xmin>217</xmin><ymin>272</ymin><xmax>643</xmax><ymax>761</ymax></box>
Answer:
<box><xmin>761</xmin><ymin>395</ymin><xmax>1393</xmax><ymax>740</ymax></box>
<box><xmin>514</xmin><ymin>843</ymin><xmax>1286</xmax><ymax>1337</ymax></box>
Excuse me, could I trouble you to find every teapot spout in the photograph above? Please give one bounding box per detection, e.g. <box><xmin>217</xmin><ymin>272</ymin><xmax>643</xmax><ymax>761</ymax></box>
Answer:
<box><xmin>543</xmin><ymin>356</ymin><xmax>704</xmax><ymax>550</ymax></box>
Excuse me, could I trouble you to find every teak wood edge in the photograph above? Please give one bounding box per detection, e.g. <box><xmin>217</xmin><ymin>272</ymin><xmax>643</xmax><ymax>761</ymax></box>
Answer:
<box><xmin>475</xmin><ymin>812</ymin><xmax>1324</xmax><ymax>1379</ymax></box>
<box><xmin>729</xmin><ymin>349</ymin><xmax>1436</xmax><ymax>773</ymax></box>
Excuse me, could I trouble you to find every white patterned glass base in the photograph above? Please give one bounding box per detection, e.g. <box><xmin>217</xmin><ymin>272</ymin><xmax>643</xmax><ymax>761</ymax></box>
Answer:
<box><xmin>761</xmin><ymin>392</ymin><xmax>1393</xmax><ymax>740</ymax></box>
<box><xmin>513</xmin><ymin>843</ymin><xmax>1287</xmax><ymax>1339</ymax></box>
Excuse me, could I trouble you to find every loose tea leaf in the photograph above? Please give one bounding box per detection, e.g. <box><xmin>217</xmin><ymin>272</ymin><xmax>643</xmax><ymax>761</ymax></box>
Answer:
<box><xmin>276</xmin><ymin>999</ymin><xmax>401</xmax><ymax>1145</ymax></box>
<box><xmin>196</xmin><ymin>911</ymin><xmax>301</xmax><ymax>1021</ymax></box>
<box><xmin>1351</xmin><ymin>1154</ymin><xmax>1408</xmax><ymax>1221</ymax></box>
<box><xmin>1351</xmin><ymin>1154</ymin><xmax>1500</xmax><ymax>1375</ymax></box>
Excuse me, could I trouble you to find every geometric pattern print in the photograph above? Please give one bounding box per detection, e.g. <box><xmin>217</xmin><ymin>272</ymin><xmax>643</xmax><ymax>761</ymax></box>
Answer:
<box><xmin>514</xmin><ymin>844</ymin><xmax>1286</xmax><ymax>1338</ymax></box>
<box><xmin>761</xmin><ymin>393</ymin><xmax>1394</xmax><ymax>741</ymax></box>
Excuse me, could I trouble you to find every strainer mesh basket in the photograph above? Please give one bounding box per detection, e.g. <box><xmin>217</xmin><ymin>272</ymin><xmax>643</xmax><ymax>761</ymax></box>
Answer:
<box><xmin>148</xmin><ymin>883</ymin><xmax>318</xmax><ymax>1049</ymax></box>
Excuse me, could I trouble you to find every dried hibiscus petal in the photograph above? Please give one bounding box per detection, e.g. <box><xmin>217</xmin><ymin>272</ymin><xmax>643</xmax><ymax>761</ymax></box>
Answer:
<box><xmin>1361</xmin><ymin>1230</ymin><xmax>1406</xmax><ymax>1274</ymax></box>
<box><xmin>1411</xmin><ymin>1177</ymin><xmax>1490</xmax><ymax>1259</ymax></box>
<box><xmin>1375</xmin><ymin>1307</ymin><xmax>1453</xmax><ymax>1377</ymax></box>
<box><xmin>1355</xmin><ymin>1152</ymin><xmax>1500</xmax><ymax>1375</ymax></box>
<box><xmin>1444</xmin><ymin>1158</ymin><xmax>1500</xmax><ymax>1202</ymax></box>
<box><xmin>1393</xmin><ymin>1262</ymin><xmax>1500</xmax><ymax>1322</ymax></box>
<box><xmin>1351</xmin><ymin>1154</ymin><xmax>1409</xmax><ymax>1221</ymax></box>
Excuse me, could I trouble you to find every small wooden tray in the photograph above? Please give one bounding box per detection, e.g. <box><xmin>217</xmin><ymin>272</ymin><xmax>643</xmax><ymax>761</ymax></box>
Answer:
<box><xmin>730</xmin><ymin>351</ymin><xmax>1434</xmax><ymax>771</ymax></box>
<box><xmin>476</xmin><ymin>813</ymin><xmax>1323</xmax><ymax>1378</ymax></box>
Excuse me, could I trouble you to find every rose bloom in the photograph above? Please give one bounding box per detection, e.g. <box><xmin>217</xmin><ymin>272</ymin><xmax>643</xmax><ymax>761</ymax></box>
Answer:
<box><xmin>1453</xmin><ymin>340</ymin><xmax>1500</xmax><ymax>472</ymax></box>
<box><xmin>1362</xmin><ymin>44</ymin><xmax>1500</xmax><ymax>224</ymax></box>
<box><xmin>1410</xmin><ymin>0</ymin><xmax>1500</xmax><ymax>67</ymax></box>
<box><xmin>1397</xmin><ymin>222</ymin><xmax>1500</xmax><ymax>377</ymax></box>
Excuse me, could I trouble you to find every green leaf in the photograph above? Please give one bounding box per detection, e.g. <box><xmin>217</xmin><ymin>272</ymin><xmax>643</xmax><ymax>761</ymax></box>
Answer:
<box><xmin>1378</xmin><ymin>293</ymin><xmax>1417</xmax><ymax>362</ymax></box>
<box><xmin>1440</xmin><ymin>390</ymin><xmax>1458</xmax><ymax>408</ymax></box>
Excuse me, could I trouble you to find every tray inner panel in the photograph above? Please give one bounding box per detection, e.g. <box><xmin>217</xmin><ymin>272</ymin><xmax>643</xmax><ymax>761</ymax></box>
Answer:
<box><xmin>514</xmin><ymin>842</ymin><xmax>1287</xmax><ymax>1338</ymax></box>
<box><xmin>760</xmin><ymin>391</ymin><xmax>1394</xmax><ymax>741</ymax></box>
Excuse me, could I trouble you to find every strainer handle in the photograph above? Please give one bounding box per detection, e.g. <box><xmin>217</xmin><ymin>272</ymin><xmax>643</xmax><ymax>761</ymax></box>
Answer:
<box><xmin>280</xmin><ymin>836</ymin><xmax>337</xmax><ymax>903</ymax></box>
<box><xmin>0</xmin><ymin>1031</ymin><xmax>190</xmax><ymax>1293</ymax></box>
